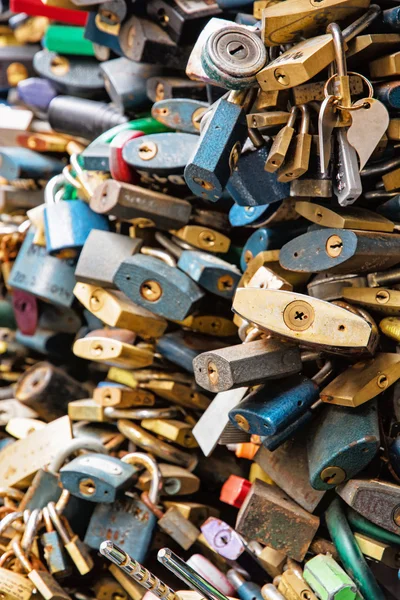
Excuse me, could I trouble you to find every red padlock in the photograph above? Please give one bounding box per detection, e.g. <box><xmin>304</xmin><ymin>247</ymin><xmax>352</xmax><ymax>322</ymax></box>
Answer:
<box><xmin>12</xmin><ymin>290</ymin><xmax>39</xmax><ymax>336</ymax></box>
<box><xmin>110</xmin><ymin>130</ymin><xmax>144</xmax><ymax>185</ymax></box>
<box><xmin>10</xmin><ymin>0</ymin><xmax>88</xmax><ymax>26</ymax></box>
<box><xmin>220</xmin><ymin>475</ymin><xmax>251</xmax><ymax>509</ymax></box>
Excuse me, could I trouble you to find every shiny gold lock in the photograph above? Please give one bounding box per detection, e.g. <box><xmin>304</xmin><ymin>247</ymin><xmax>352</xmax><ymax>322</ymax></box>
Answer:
<box><xmin>354</xmin><ymin>532</ymin><xmax>400</xmax><ymax>569</ymax></box>
<box><xmin>261</xmin><ymin>0</ymin><xmax>368</xmax><ymax>46</ymax></box>
<box><xmin>382</xmin><ymin>167</ymin><xmax>400</xmax><ymax>192</ymax></box>
<box><xmin>142</xmin><ymin>380</ymin><xmax>211</xmax><ymax>411</ymax></box>
<box><xmin>277</xmin><ymin>105</ymin><xmax>312</xmax><ymax>182</ymax></box>
<box><xmin>347</xmin><ymin>33</ymin><xmax>400</xmax><ymax>64</ymax></box>
<box><xmin>73</xmin><ymin>337</ymin><xmax>154</xmax><ymax>368</ymax></box>
<box><xmin>380</xmin><ymin>316</ymin><xmax>400</xmax><ymax>341</ymax></box>
<box><xmin>277</xmin><ymin>568</ymin><xmax>317</xmax><ymax>600</ymax></box>
<box><xmin>107</xmin><ymin>367</ymin><xmax>140</xmax><ymax>388</ymax></box>
<box><xmin>138</xmin><ymin>464</ymin><xmax>201</xmax><ymax>496</ymax></box>
<box><xmin>93</xmin><ymin>386</ymin><xmax>155</xmax><ymax>408</ymax></box>
<box><xmin>320</xmin><ymin>353</ymin><xmax>400</xmax><ymax>407</ymax></box>
<box><xmin>247</xmin><ymin>111</ymin><xmax>290</xmax><ymax>129</ymax></box>
<box><xmin>171</xmin><ymin>226</ymin><xmax>231</xmax><ymax>254</ymax></box>
<box><xmin>141</xmin><ymin>418</ymin><xmax>198</xmax><ymax>448</ymax></box>
<box><xmin>253</xmin><ymin>89</ymin><xmax>290</xmax><ymax>111</ymax></box>
<box><xmin>295</xmin><ymin>201</ymin><xmax>395</xmax><ymax>232</ymax></box>
<box><xmin>73</xmin><ymin>283</ymin><xmax>167</xmax><ymax>339</ymax></box>
<box><xmin>233</xmin><ymin>288</ymin><xmax>378</xmax><ymax>354</ymax></box>
<box><xmin>265</xmin><ymin>106</ymin><xmax>299</xmax><ymax>172</ymax></box>
<box><xmin>342</xmin><ymin>287</ymin><xmax>400</xmax><ymax>315</ymax></box>
<box><xmin>68</xmin><ymin>399</ymin><xmax>108</xmax><ymax>422</ymax></box>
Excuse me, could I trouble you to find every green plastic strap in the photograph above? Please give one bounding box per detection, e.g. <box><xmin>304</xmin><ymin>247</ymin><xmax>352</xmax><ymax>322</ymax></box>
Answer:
<box><xmin>346</xmin><ymin>506</ymin><xmax>400</xmax><ymax>547</ymax></box>
<box><xmin>326</xmin><ymin>498</ymin><xmax>385</xmax><ymax>600</ymax></box>
<box><xmin>43</xmin><ymin>25</ymin><xmax>95</xmax><ymax>56</ymax></box>
<box><xmin>92</xmin><ymin>117</ymin><xmax>171</xmax><ymax>146</ymax></box>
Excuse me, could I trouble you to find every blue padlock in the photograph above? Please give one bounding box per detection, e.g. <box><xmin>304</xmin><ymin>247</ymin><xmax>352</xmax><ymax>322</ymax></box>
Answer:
<box><xmin>15</xmin><ymin>329</ymin><xmax>74</xmax><ymax>359</ymax></box>
<box><xmin>0</xmin><ymin>148</ymin><xmax>63</xmax><ymax>180</ymax></box>
<box><xmin>184</xmin><ymin>90</ymin><xmax>255</xmax><ymax>202</ymax></box>
<box><xmin>114</xmin><ymin>254</ymin><xmax>204</xmax><ymax>321</ymax></box>
<box><xmin>44</xmin><ymin>200</ymin><xmax>109</xmax><ymax>258</ymax></box>
<box><xmin>229</xmin><ymin>197</ymin><xmax>299</xmax><ymax>228</ymax></box>
<box><xmin>152</xmin><ymin>98</ymin><xmax>209</xmax><ymax>134</ymax></box>
<box><xmin>376</xmin><ymin>195</ymin><xmax>400</xmax><ymax>220</ymax></box>
<box><xmin>156</xmin><ymin>330</ymin><xmax>224</xmax><ymax>373</ymax></box>
<box><xmin>240</xmin><ymin>222</ymin><xmax>309</xmax><ymax>271</ymax></box>
<box><xmin>8</xmin><ymin>229</ymin><xmax>76</xmax><ymax>308</ymax></box>
<box><xmin>60</xmin><ymin>453</ymin><xmax>138</xmax><ymax>503</ymax></box>
<box><xmin>178</xmin><ymin>251</ymin><xmax>241</xmax><ymax>299</ymax></box>
<box><xmin>84</xmin><ymin>11</ymin><xmax>123</xmax><ymax>55</ymax></box>
<box><xmin>307</xmin><ymin>400</ymin><xmax>380</xmax><ymax>490</ymax></box>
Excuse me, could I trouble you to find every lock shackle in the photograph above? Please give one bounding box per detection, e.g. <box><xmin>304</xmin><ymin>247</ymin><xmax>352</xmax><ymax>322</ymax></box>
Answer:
<box><xmin>48</xmin><ymin>437</ymin><xmax>109</xmax><ymax>474</ymax></box>
<box><xmin>21</xmin><ymin>509</ymin><xmax>42</xmax><ymax>555</ymax></box>
<box><xmin>121</xmin><ymin>452</ymin><xmax>162</xmax><ymax>505</ymax></box>
<box><xmin>11</xmin><ymin>539</ymin><xmax>33</xmax><ymax>573</ymax></box>
<box><xmin>42</xmin><ymin>506</ymin><xmax>53</xmax><ymax>534</ymax></box>
<box><xmin>299</xmin><ymin>105</ymin><xmax>310</xmax><ymax>134</ymax></box>
<box><xmin>155</xmin><ymin>232</ymin><xmax>183</xmax><ymax>259</ymax></box>
<box><xmin>140</xmin><ymin>247</ymin><xmax>177</xmax><ymax>268</ymax></box>
<box><xmin>326</xmin><ymin>23</ymin><xmax>347</xmax><ymax>78</ymax></box>
<box><xmin>47</xmin><ymin>502</ymin><xmax>71</xmax><ymax>545</ymax></box>
<box><xmin>0</xmin><ymin>487</ymin><xmax>24</xmax><ymax>502</ymax></box>
<box><xmin>0</xmin><ymin>511</ymin><xmax>24</xmax><ymax>536</ymax></box>
<box><xmin>343</xmin><ymin>5</ymin><xmax>381</xmax><ymax>42</ymax></box>
<box><xmin>311</xmin><ymin>360</ymin><xmax>334</xmax><ymax>386</ymax></box>
<box><xmin>44</xmin><ymin>174</ymin><xmax>65</xmax><ymax>205</ymax></box>
<box><xmin>287</xmin><ymin>106</ymin><xmax>299</xmax><ymax>129</ymax></box>
<box><xmin>141</xmin><ymin>490</ymin><xmax>164</xmax><ymax>519</ymax></box>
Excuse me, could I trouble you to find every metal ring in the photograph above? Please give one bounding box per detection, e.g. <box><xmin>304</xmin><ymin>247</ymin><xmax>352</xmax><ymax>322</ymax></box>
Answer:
<box><xmin>323</xmin><ymin>71</ymin><xmax>374</xmax><ymax>109</ymax></box>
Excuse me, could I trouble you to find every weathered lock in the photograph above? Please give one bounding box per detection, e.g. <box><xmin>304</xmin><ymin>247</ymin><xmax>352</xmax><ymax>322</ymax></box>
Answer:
<box><xmin>177</xmin><ymin>251</ymin><xmax>241</xmax><ymax>299</ymax></box>
<box><xmin>232</xmin><ymin>288</ymin><xmax>378</xmax><ymax>355</ymax></box>
<box><xmin>0</xmin><ymin>147</ymin><xmax>63</xmax><ymax>180</ymax></box>
<box><xmin>277</xmin><ymin>569</ymin><xmax>318</xmax><ymax>600</ymax></box>
<box><xmin>240</xmin><ymin>222</ymin><xmax>308</xmax><ymax>271</ymax></box>
<box><xmin>193</xmin><ymin>339</ymin><xmax>302</xmax><ymax>393</ymax></box>
<box><xmin>141</xmin><ymin>418</ymin><xmax>197</xmax><ymax>449</ymax></box>
<box><xmin>303</xmin><ymin>554</ymin><xmax>358</xmax><ymax>600</ymax></box>
<box><xmin>8</xmin><ymin>228</ymin><xmax>76</xmax><ymax>308</ymax></box>
<box><xmin>59</xmin><ymin>453</ymin><xmax>137</xmax><ymax>503</ymax></box>
<box><xmin>296</xmin><ymin>202</ymin><xmax>396</xmax><ymax>233</ymax></box>
<box><xmin>229</xmin><ymin>362</ymin><xmax>331</xmax><ymax>437</ymax></box>
<box><xmin>138</xmin><ymin>464</ymin><xmax>200</xmax><ymax>497</ymax></box>
<box><xmin>148</xmin><ymin>0</ymin><xmax>221</xmax><ymax>45</ymax></box>
<box><xmin>226</xmin><ymin>129</ymin><xmax>291</xmax><ymax>207</ymax></box>
<box><xmin>0</xmin><ymin>566</ymin><xmax>35</xmax><ymax>600</ymax></box>
<box><xmin>156</xmin><ymin>330</ymin><xmax>221</xmax><ymax>374</ymax></box>
<box><xmin>277</xmin><ymin>105</ymin><xmax>312</xmax><ymax>182</ymax></box>
<box><xmin>307</xmin><ymin>400</ymin><xmax>380</xmax><ymax>490</ymax></box>
<box><xmin>73</xmin><ymin>336</ymin><xmax>154</xmax><ymax>369</ymax></box>
<box><xmin>320</xmin><ymin>353</ymin><xmax>400</xmax><ymax>407</ymax></box>
<box><xmin>12</xmin><ymin>289</ymin><xmax>38</xmax><ymax>336</ymax></box>
<box><xmin>84</xmin><ymin>453</ymin><xmax>159</xmax><ymax>561</ymax></box>
<box><xmin>94</xmin><ymin>385</ymin><xmax>155</xmax><ymax>409</ymax></box>
<box><xmin>337</xmin><ymin>478</ymin><xmax>400</xmax><ymax>535</ymax></box>
<box><xmin>152</xmin><ymin>98</ymin><xmax>208</xmax><ymax>135</ymax></box>
<box><xmin>184</xmin><ymin>88</ymin><xmax>255</xmax><ymax>202</ymax></box>
<box><xmin>201</xmin><ymin>24</ymin><xmax>267</xmax><ymax>90</ymax></box>
<box><xmin>236</xmin><ymin>479</ymin><xmax>319</xmax><ymax>561</ymax></box>
<box><xmin>41</xmin><ymin>506</ymin><xmax>71</xmax><ymax>578</ymax></box>
<box><xmin>114</xmin><ymin>254</ymin><xmax>204</xmax><ymax>321</ymax></box>
<box><xmin>229</xmin><ymin>197</ymin><xmax>299</xmax><ymax>228</ymax></box>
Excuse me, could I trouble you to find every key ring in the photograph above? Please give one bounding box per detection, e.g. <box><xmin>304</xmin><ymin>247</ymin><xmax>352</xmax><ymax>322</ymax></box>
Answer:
<box><xmin>323</xmin><ymin>72</ymin><xmax>374</xmax><ymax>111</ymax></box>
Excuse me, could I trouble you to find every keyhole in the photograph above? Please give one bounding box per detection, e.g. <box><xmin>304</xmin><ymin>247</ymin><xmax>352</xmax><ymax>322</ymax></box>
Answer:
<box><xmin>376</xmin><ymin>290</ymin><xmax>390</xmax><ymax>304</ymax></box>
<box><xmin>140</xmin><ymin>280</ymin><xmax>162</xmax><ymax>302</ymax></box>
<box><xmin>326</xmin><ymin>234</ymin><xmax>344</xmax><ymax>257</ymax></box>
<box><xmin>227</xmin><ymin>41</ymin><xmax>247</xmax><ymax>59</ymax></box>
<box><xmin>207</xmin><ymin>361</ymin><xmax>218</xmax><ymax>385</ymax></box>
<box><xmin>218</xmin><ymin>275</ymin><xmax>234</xmax><ymax>291</ymax></box>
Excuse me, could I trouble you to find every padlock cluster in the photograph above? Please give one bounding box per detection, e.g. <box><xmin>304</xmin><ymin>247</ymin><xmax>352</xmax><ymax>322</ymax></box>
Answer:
<box><xmin>0</xmin><ymin>1</ymin><xmax>400</xmax><ymax>600</ymax></box>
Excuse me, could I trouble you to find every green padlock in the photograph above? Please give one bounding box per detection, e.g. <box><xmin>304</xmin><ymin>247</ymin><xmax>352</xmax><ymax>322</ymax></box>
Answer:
<box><xmin>303</xmin><ymin>554</ymin><xmax>358</xmax><ymax>600</ymax></box>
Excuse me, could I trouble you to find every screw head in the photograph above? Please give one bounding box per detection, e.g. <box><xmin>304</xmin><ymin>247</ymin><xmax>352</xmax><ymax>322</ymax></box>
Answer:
<box><xmin>283</xmin><ymin>300</ymin><xmax>315</xmax><ymax>332</ymax></box>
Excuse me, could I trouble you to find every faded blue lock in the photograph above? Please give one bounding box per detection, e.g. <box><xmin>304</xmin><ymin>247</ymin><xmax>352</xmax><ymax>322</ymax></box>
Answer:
<box><xmin>114</xmin><ymin>253</ymin><xmax>204</xmax><ymax>321</ymax></box>
<box><xmin>0</xmin><ymin>148</ymin><xmax>63</xmax><ymax>180</ymax></box>
<box><xmin>8</xmin><ymin>228</ymin><xmax>76</xmax><ymax>308</ymax></box>
<box><xmin>122</xmin><ymin>132</ymin><xmax>198</xmax><ymax>176</ymax></box>
<box><xmin>239</xmin><ymin>221</ymin><xmax>309</xmax><ymax>271</ymax></box>
<box><xmin>60</xmin><ymin>453</ymin><xmax>137</xmax><ymax>503</ymax></box>
<box><xmin>15</xmin><ymin>329</ymin><xmax>74</xmax><ymax>359</ymax></box>
<box><xmin>184</xmin><ymin>90</ymin><xmax>255</xmax><ymax>202</ymax></box>
<box><xmin>156</xmin><ymin>330</ymin><xmax>223</xmax><ymax>373</ymax></box>
<box><xmin>307</xmin><ymin>400</ymin><xmax>380</xmax><ymax>490</ymax></box>
<box><xmin>229</xmin><ymin>198</ymin><xmax>298</xmax><ymax>228</ymax></box>
<box><xmin>152</xmin><ymin>98</ymin><xmax>209</xmax><ymax>134</ymax></box>
<box><xmin>84</xmin><ymin>453</ymin><xmax>160</xmax><ymax>562</ymax></box>
<box><xmin>178</xmin><ymin>250</ymin><xmax>241</xmax><ymax>298</ymax></box>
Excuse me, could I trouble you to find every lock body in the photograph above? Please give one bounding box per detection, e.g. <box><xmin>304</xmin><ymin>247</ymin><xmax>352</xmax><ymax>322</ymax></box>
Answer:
<box><xmin>178</xmin><ymin>251</ymin><xmax>241</xmax><ymax>299</ymax></box>
<box><xmin>307</xmin><ymin>401</ymin><xmax>380</xmax><ymax>490</ymax></box>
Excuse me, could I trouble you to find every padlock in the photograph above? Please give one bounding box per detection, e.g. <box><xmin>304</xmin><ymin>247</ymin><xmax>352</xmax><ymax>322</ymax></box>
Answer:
<box><xmin>75</xmin><ymin>231</ymin><xmax>142</xmax><ymax>289</ymax></box>
<box><xmin>337</xmin><ymin>479</ymin><xmax>400</xmax><ymax>535</ymax></box>
<box><xmin>100</xmin><ymin>58</ymin><xmax>161</xmax><ymax>112</ymax></box>
<box><xmin>277</xmin><ymin>105</ymin><xmax>312</xmax><ymax>182</ymax></box>
<box><xmin>307</xmin><ymin>400</ymin><xmax>380</xmax><ymax>490</ymax></box>
<box><xmin>200</xmin><ymin>517</ymin><xmax>245</xmax><ymax>560</ymax></box>
<box><xmin>90</xmin><ymin>180</ymin><xmax>192</xmax><ymax>231</ymax></box>
<box><xmin>59</xmin><ymin>453</ymin><xmax>137</xmax><ymax>503</ymax></box>
<box><xmin>229</xmin><ymin>197</ymin><xmax>299</xmax><ymax>228</ymax></box>
<box><xmin>148</xmin><ymin>0</ymin><xmax>221</xmax><ymax>45</ymax></box>
<box><xmin>84</xmin><ymin>453</ymin><xmax>159</xmax><ymax>561</ymax></box>
<box><xmin>235</xmin><ymin>479</ymin><xmax>319</xmax><ymax>561</ymax></box>
<box><xmin>114</xmin><ymin>254</ymin><xmax>204</xmax><ymax>321</ymax></box>
<box><xmin>172</xmin><ymin>226</ymin><xmax>231</xmax><ymax>254</ymax></box>
<box><xmin>163</xmin><ymin>502</ymin><xmax>218</xmax><ymax>527</ymax></box>
<box><xmin>142</xmin><ymin>491</ymin><xmax>200</xmax><ymax>550</ymax></box>
<box><xmin>220</xmin><ymin>475</ymin><xmax>251</xmax><ymax>508</ymax></box>
<box><xmin>0</xmin><ymin>44</ymin><xmax>38</xmax><ymax>87</ymax></box>
<box><xmin>138</xmin><ymin>464</ymin><xmax>200</xmax><ymax>497</ymax></box>
<box><xmin>0</xmin><ymin>566</ymin><xmax>35</xmax><ymax>600</ymax></box>
<box><xmin>0</xmin><ymin>147</ymin><xmax>63</xmax><ymax>180</ymax></box>
<box><xmin>227</xmin><ymin>570</ymin><xmax>263</xmax><ymax>600</ymax></box>
<box><xmin>147</xmin><ymin>75</ymin><xmax>207</xmax><ymax>103</ymax></box>
<box><xmin>295</xmin><ymin>201</ymin><xmax>396</xmax><ymax>232</ymax></box>
<box><xmin>43</xmin><ymin>23</ymin><xmax>94</xmax><ymax>55</ymax></box>
<box><xmin>276</xmin><ymin>568</ymin><xmax>318</xmax><ymax>600</ymax></box>
<box><xmin>255</xmin><ymin>440</ymin><xmax>325</xmax><ymax>513</ymax></box>
<box><xmin>307</xmin><ymin>273</ymin><xmax>367</xmax><ymax>302</ymax></box>
<box><xmin>177</xmin><ymin>251</ymin><xmax>241</xmax><ymax>299</ymax></box>
<box><xmin>141</xmin><ymin>419</ymin><xmax>198</xmax><ymax>449</ymax></box>
<box><xmin>303</xmin><ymin>554</ymin><xmax>358</xmax><ymax>600</ymax></box>
<box><xmin>193</xmin><ymin>339</ymin><xmax>302</xmax><ymax>393</ymax></box>
<box><xmin>184</xmin><ymin>88</ymin><xmax>256</xmax><ymax>202</ymax></box>
<box><xmin>12</xmin><ymin>289</ymin><xmax>38</xmax><ymax>336</ymax></box>
<box><xmin>119</xmin><ymin>16</ymin><xmax>191</xmax><ymax>69</ymax></box>
<box><xmin>73</xmin><ymin>336</ymin><xmax>154</xmax><ymax>368</ymax></box>
<box><xmin>320</xmin><ymin>353</ymin><xmax>400</xmax><ymax>407</ymax></box>
<box><xmin>232</xmin><ymin>289</ymin><xmax>378</xmax><ymax>355</ymax></box>
<box><xmin>94</xmin><ymin>385</ymin><xmax>155</xmax><ymax>409</ymax></box>
<box><xmin>185</xmin><ymin>554</ymin><xmax>236</xmax><ymax>596</ymax></box>
<box><xmin>47</xmin><ymin>502</ymin><xmax>94</xmax><ymax>575</ymax></box>
<box><xmin>74</xmin><ymin>283</ymin><xmax>167</xmax><ymax>339</ymax></box>
<box><xmin>44</xmin><ymin>199</ymin><xmax>109</xmax><ymax>259</ymax></box>
<box><xmin>41</xmin><ymin>506</ymin><xmax>71</xmax><ymax>578</ymax></box>
<box><xmin>290</xmin><ymin>138</ymin><xmax>333</xmax><ymax>198</ymax></box>
<box><xmin>12</xmin><ymin>539</ymin><xmax>71</xmax><ymax>600</ymax></box>
<box><xmin>342</xmin><ymin>287</ymin><xmax>400</xmax><ymax>315</ymax></box>
<box><xmin>228</xmin><ymin>361</ymin><xmax>332</xmax><ymax>437</ymax></box>
<box><xmin>152</xmin><ymin>99</ymin><xmax>208</xmax><ymax>135</ymax></box>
